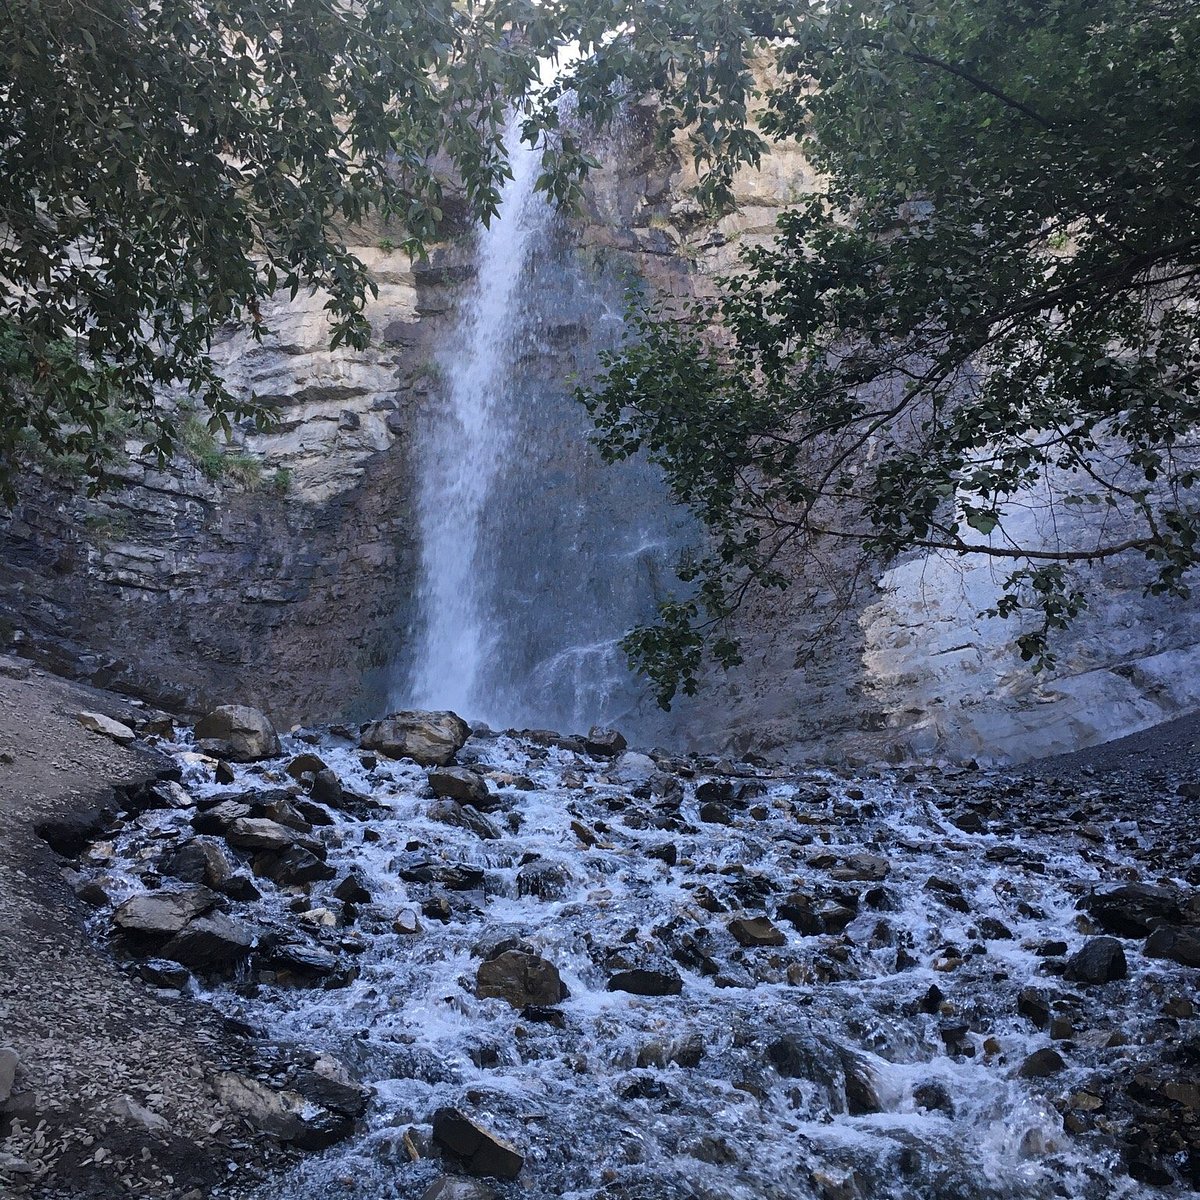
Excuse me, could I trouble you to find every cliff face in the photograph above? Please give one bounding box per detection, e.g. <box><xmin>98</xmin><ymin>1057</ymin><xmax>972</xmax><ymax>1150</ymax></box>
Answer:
<box><xmin>2</xmin><ymin>110</ymin><xmax>1199</xmax><ymax>759</ymax></box>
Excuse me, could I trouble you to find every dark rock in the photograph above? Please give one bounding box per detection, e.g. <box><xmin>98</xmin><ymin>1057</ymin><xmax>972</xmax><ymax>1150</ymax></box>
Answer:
<box><xmin>191</xmin><ymin>799</ymin><xmax>253</xmax><ymax>835</ymax></box>
<box><xmin>193</xmin><ymin>704</ymin><xmax>280</xmax><ymax>762</ymax></box>
<box><xmin>309</xmin><ymin>768</ymin><xmax>344</xmax><ymax>806</ymax></box>
<box><xmin>476</xmin><ymin>951</ymin><xmax>566</xmax><ymax>1008</ymax></box>
<box><xmin>214</xmin><ymin>761</ymin><xmax>236</xmax><ymax>785</ymax></box>
<box><xmin>399</xmin><ymin>860</ymin><xmax>485</xmax><ymax>890</ymax></box>
<box><xmin>1017</xmin><ymin>987</ymin><xmax>1051</xmax><ymax>1029</ymax></box>
<box><xmin>36</xmin><ymin>802</ymin><xmax>118</xmax><ymax>858</ymax></box>
<box><xmin>1079</xmin><ymin>884</ymin><xmax>1185</xmax><ymax>937</ymax></box>
<box><xmin>161</xmin><ymin>912</ymin><xmax>256</xmax><ymax>969</ymax></box>
<box><xmin>585</xmin><ymin>726</ymin><xmax>627</xmax><ymax>757</ymax></box>
<box><xmin>1064</xmin><ymin>937</ymin><xmax>1128</xmax><ymax>984</ymax></box>
<box><xmin>912</xmin><ymin>1080</ymin><xmax>955</xmax><ymax>1115</ymax></box>
<box><xmin>429</xmin><ymin>766</ymin><xmax>492</xmax><ymax>807</ymax></box>
<box><xmin>516</xmin><ymin>861</ymin><xmax>571</xmax><ymax>901</ymax></box>
<box><xmin>727</xmin><ymin>917</ymin><xmax>786</xmax><ymax>948</ymax></box>
<box><xmin>226</xmin><ymin>816</ymin><xmax>318</xmax><ymax>853</ymax></box>
<box><xmin>137</xmin><ymin>959</ymin><xmax>191</xmax><ymax>989</ymax></box>
<box><xmin>699</xmin><ymin>801</ymin><xmax>732</xmax><ymax>825</ymax></box>
<box><xmin>429</xmin><ymin>799</ymin><xmax>502</xmax><ymax>840</ymax></box>
<box><xmin>1144</xmin><ymin>926</ymin><xmax>1200</xmax><ymax>967</ymax></box>
<box><xmin>162</xmin><ymin>838</ymin><xmax>235</xmax><ymax>888</ymax></box>
<box><xmin>432</xmin><ymin>1107</ymin><xmax>524</xmax><ymax>1179</ymax></box>
<box><xmin>695</xmin><ymin>780</ymin><xmax>735</xmax><ymax>805</ymax></box>
<box><xmin>1018</xmin><ymin>1048</ymin><xmax>1066</xmax><ymax>1079</ymax></box>
<box><xmin>924</xmin><ymin>876</ymin><xmax>970</xmax><ymax>913</ymax></box>
<box><xmin>831</xmin><ymin>853</ymin><xmax>890</xmax><ymax>882</ymax></box>
<box><xmin>360</xmin><ymin>711</ymin><xmax>470</xmax><ymax>766</ymax></box>
<box><xmin>285</xmin><ymin>752</ymin><xmax>328</xmax><ymax>780</ymax></box>
<box><xmin>333</xmin><ymin>871</ymin><xmax>372</xmax><ymax>904</ymax></box>
<box><xmin>647</xmin><ymin>843</ymin><xmax>677</xmax><ymax>867</ymax></box>
<box><xmin>268</xmin><ymin>943</ymin><xmax>347</xmax><ymax>983</ymax></box>
<box><xmin>257</xmin><ymin>845</ymin><xmax>337</xmax><ymax>886</ymax></box>
<box><xmin>607</xmin><ymin>967</ymin><xmax>683</xmax><ymax>997</ymax></box>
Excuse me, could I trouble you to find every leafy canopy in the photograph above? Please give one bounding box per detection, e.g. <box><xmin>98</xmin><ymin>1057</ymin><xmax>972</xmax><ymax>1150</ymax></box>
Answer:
<box><xmin>0</xmin><ymin>0</ymin><xmax>772</xmax><ymax>499</ymax></box>
<box><xmin>583</xmin><ymin>0</ymin><xmax>1200</xmax><ymax>706</ymax></box>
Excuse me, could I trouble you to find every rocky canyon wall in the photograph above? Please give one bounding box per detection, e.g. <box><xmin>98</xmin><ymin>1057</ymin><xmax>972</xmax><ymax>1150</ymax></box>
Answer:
<box><xmin>3</xmin><ymin>102</ymin><xmax>1200</xmax><ymax>761</ymax></box>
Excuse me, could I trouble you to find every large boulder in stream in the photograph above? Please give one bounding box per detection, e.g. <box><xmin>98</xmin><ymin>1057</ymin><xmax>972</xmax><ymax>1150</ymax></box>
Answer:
<box><xmin>360</xmin><ymin>710</ymin><xmax>470</xmax><ymax>766</ymax></box>
<box><xmin>476</xmin><ymin>950</ymin><xmax>567</xmax><ymax>1008</ymax></box>
<box><xmin>113</xmin><ymin>886</ymin><xmax>220</xmax><ymax>939</ymax></box>
<box><xmin>432</xmin><ymin>1107</ymin><xmax>525</xmax><ymax>1179</ymax></box>
<box><xmin>193</xmin><ymin>704</ymin><xmax>281</xmax><ymax>762</ymax></box>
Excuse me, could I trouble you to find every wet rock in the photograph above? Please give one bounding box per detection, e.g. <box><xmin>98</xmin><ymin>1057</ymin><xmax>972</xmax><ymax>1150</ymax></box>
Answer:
<box><xmin>429</xmin><ymin>766</ymin><xmax>492</xmax><ymax>806</ymax></box>
<box><xmin>429</xmin><ymin>799</ymin><xmax>502</xmax><ymax>841</ymax></box>
<box><xmin>1018</xmin><ymin>1048</ymin><xmax>1067</xmax><ymax>1078</ymax></box>
<box><xmin>1079</xmin><ymin>884</ymin><xmax>1185</xmax><ymax>937</ymax></box>
<box><xmin>393</xmin><ymin>909</ymin><xmax>422</xmax><ymax>935</ymax></box>
<box><xmin>422</xmin><ymin>1179</ymin><xmax>498</xmax><ymax>1200</ymax></box>
<box><xmin>912</xmin><ymin>1080</ymin><xmax>955</xmax><ymax>1115</ymax></box>
<box><xmin>267</xmin><ymin>943</ymin><xmax>347</xmax><ymax>984</ymax></box>
<box><xmin>77</xmin><ymin>710</ymin><xmax>136</xmax><ymax>743</ymax></box>
<box><xmin>585</xmin><ymin>726</ymin><xmax>627</xmax><ymax>757</ymax></box>
<box><xmin>333</xmin><ymin>871</ymin><xmax>372</xmax><ymax>904</ymax></box>
<box><xmin>193</xmin><ymin>704</ymin><xmax>281</xmax><ymax>762</ymax></box>
<box><xmin>766</xmin><ymin>1034</ymin><xmax>880</xmax><ymax>1114</ymax></box>
<box><xmin>1143</xmin><ymin>926</ymin><xmax>1200</xmax><ymax>967</ymax></box>
<box><xmin>727</xmin><ymin>916</ymin><xmax>785</xmax><ymax>947</ymax></box>
<box><xmin>225</xmin><ymin>816</ymin><xmax>319</xmax><ymax>853</ymax></box>
<box><xmin>1064</xmin><ymin>936</ymin><xmax>1128</xmax><ymax>984</ymax></box>
<box><xmin>699</xmin><ymin>801</ymin><xmax>732</xmax><ymax>824</ymax></box>
<box><xmin>831</xmin><ymin>853</ymin><xmax>890</xmax><ymax>883</ymax></box>
<box><xmin>360</xmin><ymin>710</ymin><xmax>470</xmax><ymax>766</ymax></box>
<box><xmin>75</xmin><ymin>876</ymin><xmax>119</xmax><ymax>907</ymax></box>
<box><xmin>309</xmin><ymin>767</ymin><xmax>344</xmax><ymax>806</ymax></box>
<box><xmin>977</xmin><ymin>916</ymin><xmax>1014</xmax><ymax>940</ymax></box>
<box><xmin>137</xmin><ymin>959</ymin><xmax>191</xmax><ymax>989</ymax></box>
<box><xmin>36</xmin><ymin>800</ymin><xmax>118</xmax><ymax>858</ymax></box>
<box><xmin>399</xmin><ymin>860</ymin><xmax>485</xmax><ymax>890</ymax></box>
<box><xmin>162</xmin><ymin>838</ymin><xmax>235</xmax><ymax>889</ymax></box>
<box><xmin>256</xmin><ymin>845</ymin><xmax>337</xmax><ymax>886</ymax></box>
<box><xmin>924</xmin><ymin>876</ymin><xmax>970</xmax><ymax>913</ymax></box>
<box><xmin>476</xmin><ymin>950</ymin><xmax>566</xmax><ymax>1008</ymax></box>
<box><xmin>646</xmin><ymin>842</ymin><xmax>677</xmax><ymax>867</ymax></box>
<box><xmin>516</xmin><ymin>861</ymin><xmax>571</xmax><ymax>900</ymax></box>
<box><xmin>695</xmin><ymin>780</ymin><xmax>735</xmax><ymax>805</ymax></box>
<box><xmin>214</xmin><ymin>1070</ymin><xmax>358</xmax><ymax>1150</ymax></box>
<box><xmin>191</xmin><ymin>798</ymin><xmax>253</xmax><ymax>835</ymax></box>
<box><xmin>161</xmin><ymin>912</ymin><xmax>257</xmax><ymax>969</ymax></box>
<box><xmin>285</xmin><ymin>752</ymin><xmax>328</xmax><ymax>780</ymax></box>
<box><xmin>215</xmin><ymin>760</ymin><xmax>236</xmax><ymax>785</ymax></box>
<box><xmin>121</xmin><ymin>777</ymin><xmax>193</xmax><ymax>815</ymax></box>
<box><xmin>1017</xmin><ymin>986</ymin><xmax>1051</xmax><ymax>1028</ymax></box>
<box><xmin>432</xmin><ymin>1107</ymin><xmax>524</xmax><ymax>1179</ymax></box>
<box><xmin>607</xmin><ymin>967</ymin><xmax>683</xmax><ymax>996</ymax></box>
<box><xmin>113</xmin><ymin>886</ymin><xmax>219</xmax><ymax>938</ymax></box>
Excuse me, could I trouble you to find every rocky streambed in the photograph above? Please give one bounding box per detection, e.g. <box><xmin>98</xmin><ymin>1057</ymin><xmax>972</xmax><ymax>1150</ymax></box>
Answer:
<box><xmin>20</xmin><ymin>706</ymin><xmax>1200</xmax><ymax>1199</ymax></box>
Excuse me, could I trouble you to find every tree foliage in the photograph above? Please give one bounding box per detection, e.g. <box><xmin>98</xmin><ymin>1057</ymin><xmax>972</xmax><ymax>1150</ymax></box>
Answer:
<box><xmin>0</xmin><ymin>0</ymin><xmax>772</xmax><ymax>500</ymax></box>
<box><xmin>584</xmin><ymin>0</ymin><xmax>1200</xmax><ymax>706</ymax></box>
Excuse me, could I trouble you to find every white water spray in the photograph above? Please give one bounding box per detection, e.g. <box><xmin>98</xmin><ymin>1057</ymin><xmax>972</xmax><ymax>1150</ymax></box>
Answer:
<box><xmin>404</xmin><ymin>118</ymin><xmax>549</xmax><ymax>719</ymax></box>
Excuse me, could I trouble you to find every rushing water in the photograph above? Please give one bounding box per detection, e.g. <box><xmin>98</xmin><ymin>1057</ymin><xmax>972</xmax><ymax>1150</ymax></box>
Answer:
<box><xmin>397</xmin><ymin>117</ymin><xmax>695</xmax><ymax>740</ymax></box>
<box><xmin>82</xmin><ymin>728</ymin><xmax>1198</xmax><ymax>1200</ymax></box>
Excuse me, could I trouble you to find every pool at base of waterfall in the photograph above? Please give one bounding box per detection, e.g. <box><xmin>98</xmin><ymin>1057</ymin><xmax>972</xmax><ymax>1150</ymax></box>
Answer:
<box><xmin>69</xmin><ymin>720</ymin><xmax>1199</xmax><ymax>1199</ymax></box>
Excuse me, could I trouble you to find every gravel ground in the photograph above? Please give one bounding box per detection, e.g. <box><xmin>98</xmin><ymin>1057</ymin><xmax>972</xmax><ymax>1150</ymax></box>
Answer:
<box><xmin>0</xmin><ymin>659</ymin><xmax>288</xmax><ymax>1199</ymax></box>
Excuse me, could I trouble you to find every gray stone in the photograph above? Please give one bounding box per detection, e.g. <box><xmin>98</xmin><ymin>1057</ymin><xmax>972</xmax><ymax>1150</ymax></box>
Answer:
<box><xmin>606</xmin><ymin>967</ymin><xmax>683</xmax><ymax>997</ymax></box>
<box><xmin>432</xmin><ymin>1107</ymin><xmax>524</xmax><ymax>1179</ymax></box>
<box><xmin>1144</xmin><ymin>926</ymin><xmax>1200</xmax><ymax>968</ymax></box>
<box><xmin>429</xmin><ymin>766</ymin><xmax>491</xmax><ymax>806</ymax></box>
<box><xmin>225</xmin><ymin>816</ymin><xmax>315</xmax><ymax>853</ymax></box>
<box><xmin>1064</xmin><ymin>936</ymin><xmax>1128</xmax><ymax>984</ymax></box>
<box><xmin>161</xmin><ymin>912</ymin><xmax>256</xmax><ymax>969</ymax></box>
<box><xmin>214</xmin><ymin>1071</ymin><xmax>355</xmax><ymax>1150</ymax></box>
<box><xmin>113</xmin><ymin>886</ymin><xmax>220</xmax><ymax>937</ymax></box>
<box><xmin>163</xmin><ymin>838</ymin><xmax>235</xmax><ymax>888</ymax></box>
<box><xmin>1080</xmin><ymin>884</ymin><xmax>1185</xmax><ymax>937</ymax></box>
<box><xmin>585</xmin><ymin>726</ymin><xmax>627</xmax><ymax>757</ymax></box>
<box><xmin>0</xmin><ymin>1047</ymin><xmax>18</xmax><ymax>1105</ymax></box>
<box><xmin>360</xmin><ymin>710</ymin><xmax>470</xmax><ymax>766</ymax></box>
<box><xmin>77</xmin><ymin>711</ymin><xmax>136</xmax><ymax>743</ymax></box>
<box><xmin>193</xmin><ymin>704</ymin><xmax>281</xmax><ymax>762</ymax></box>
<box><xmin>1018</xmin><ymin>1048</ymin><xmax>1067</xmax><ymax>1078</ymax></box>
<box><xmin>429</xmin><ymin>799</ymin><xmax>502</xmax><ymax>840</ymax></box>
<box><xmin>476</xmin><ymin>950</ymin><xmax>566</xmax><ymax>1008</ymax></box>
<box><xmin>727</xmin><ymin>916</ymin><xmax>786</xmax><ymax>948</ymax></box>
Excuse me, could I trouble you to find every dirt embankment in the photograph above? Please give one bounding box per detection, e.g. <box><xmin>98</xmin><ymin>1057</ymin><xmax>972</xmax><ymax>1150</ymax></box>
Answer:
<box><xmin>0</xmin><ymin>659</ymin><xmax>285</xmax><ymax>1199</ymax></box>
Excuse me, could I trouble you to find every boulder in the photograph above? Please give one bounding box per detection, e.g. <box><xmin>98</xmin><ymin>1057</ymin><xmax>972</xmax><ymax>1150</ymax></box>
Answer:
<box><xmin>77</xmin><ymin>711</ymin><xmax>136</xmax><ymax>743</ymax></box>
<box><xmin>516</xmin><ymin>861</ymin><xmax>571</xmax><ymax>901</ymax></box>
<box><xmin>429</xmin><ymin>799</ymin><xmax>502</xmax><ymax>841</ymax></box>
<box><xmin>137</xmin><ymin>959</ymin><xmax>191</xmax><ymax>989</ymax></box>
<box><xmin>1144</xmin><ymin>926</ymin><xmax>1200</xmax><ymax>968</ymax></box>
<box><xmin>1018</xmin><ymin>1048</ymin><xmax>1067</xmax><ymax>1079</ymax></box>
<box><xmin>476</xmin><ymin>950</ymin><xmax>566</xmax><ymax>1008</ymax></box>
<box><xmin>1079</xmin><ymin>884</ymin><xmax>1185</xmax><ymax>937</ymax></box>
<box><xmin>429</xmin><ymin>766</ymin><xmax>492</xmax><ymax>806</ymax></box>
<box><xmin>214</xmin><ymin>1071</ymin><xmax>356</xmax><ymax>1150</ymax></box>
<box><xmin>1064</xmin><ymin>936</ymin><xmax>1128</xmax><ymax>984</ymax></box>
<box><xmin>360</xmin><ymin>711</ymin><xmax>470</xmax><ymax>766</ymax></box>
<box><xmin>113</xmin><ymin>886</ymin><xmax>219</xmax><ymax>938</ymax></box>
<box><xmin>161</xmin><ymin>912</ymin><xmax>256</xmax><ymax>968</ymax></box>
<box><xmin>585</xmin><ymin>726</ymin><xmax>627</xmax><ymax>757</ymax></box>
<box><xmin>727</xmin><ymin>916</ymin><xmax>786</xmax><ymax>948</ymax></box>
<box><xmin>225</xmin><ymin>817</ymin><xmax>317</xmax><ymax>853</ymax></box>
<box><xmin>398</xmin><ymin>860</ymin><xmax>485</xmax><ymax>890</ymax></box>
<box><xmin>256</xmin><ymin>845</ymin><xmax>337</xmax><ymax>886</ymax></box>
<box><xmin>163</xmin><ymin>838</ymin><xmax>235</xmax><ymax>888</ymax></box>
<box><xmin>606</xmin><ymin>967</ymin><xmax>683</xmax><ymax>997</ymax></box>
<box><xmin>286</xmin><ymin>752</ymin><xmax>329</xmax><ymax>780</ymax></box>
<box><xmin>193</xmin><ymin>704</ymin><xmax>280</xmax><ymax>762</ymax></box>
<box><xmin>432</xmin><ymin>1107</ymin><xmax>524</xmax><ymax>1179</ymax></box>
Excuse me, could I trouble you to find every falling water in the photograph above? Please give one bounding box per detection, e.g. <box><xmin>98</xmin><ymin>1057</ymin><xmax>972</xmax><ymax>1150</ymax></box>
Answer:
<box><xmin>398</xmin><ymin>115</ymin><xmax>696</xmax><ymax>738</ymax></box>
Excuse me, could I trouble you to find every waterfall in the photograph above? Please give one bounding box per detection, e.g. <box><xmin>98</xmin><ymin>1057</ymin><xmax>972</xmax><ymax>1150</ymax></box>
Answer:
<box><xmin>397</xmin><ymin>115</ymin><xmax>697</xmax><ymax>738</ymax></box>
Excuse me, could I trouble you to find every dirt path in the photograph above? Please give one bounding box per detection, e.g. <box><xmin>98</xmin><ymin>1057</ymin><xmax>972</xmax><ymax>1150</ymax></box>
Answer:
<box><xmin>0</xmin><ymin>659</ymin><xmax>281</xmax><ymax>1198</ymax></box>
